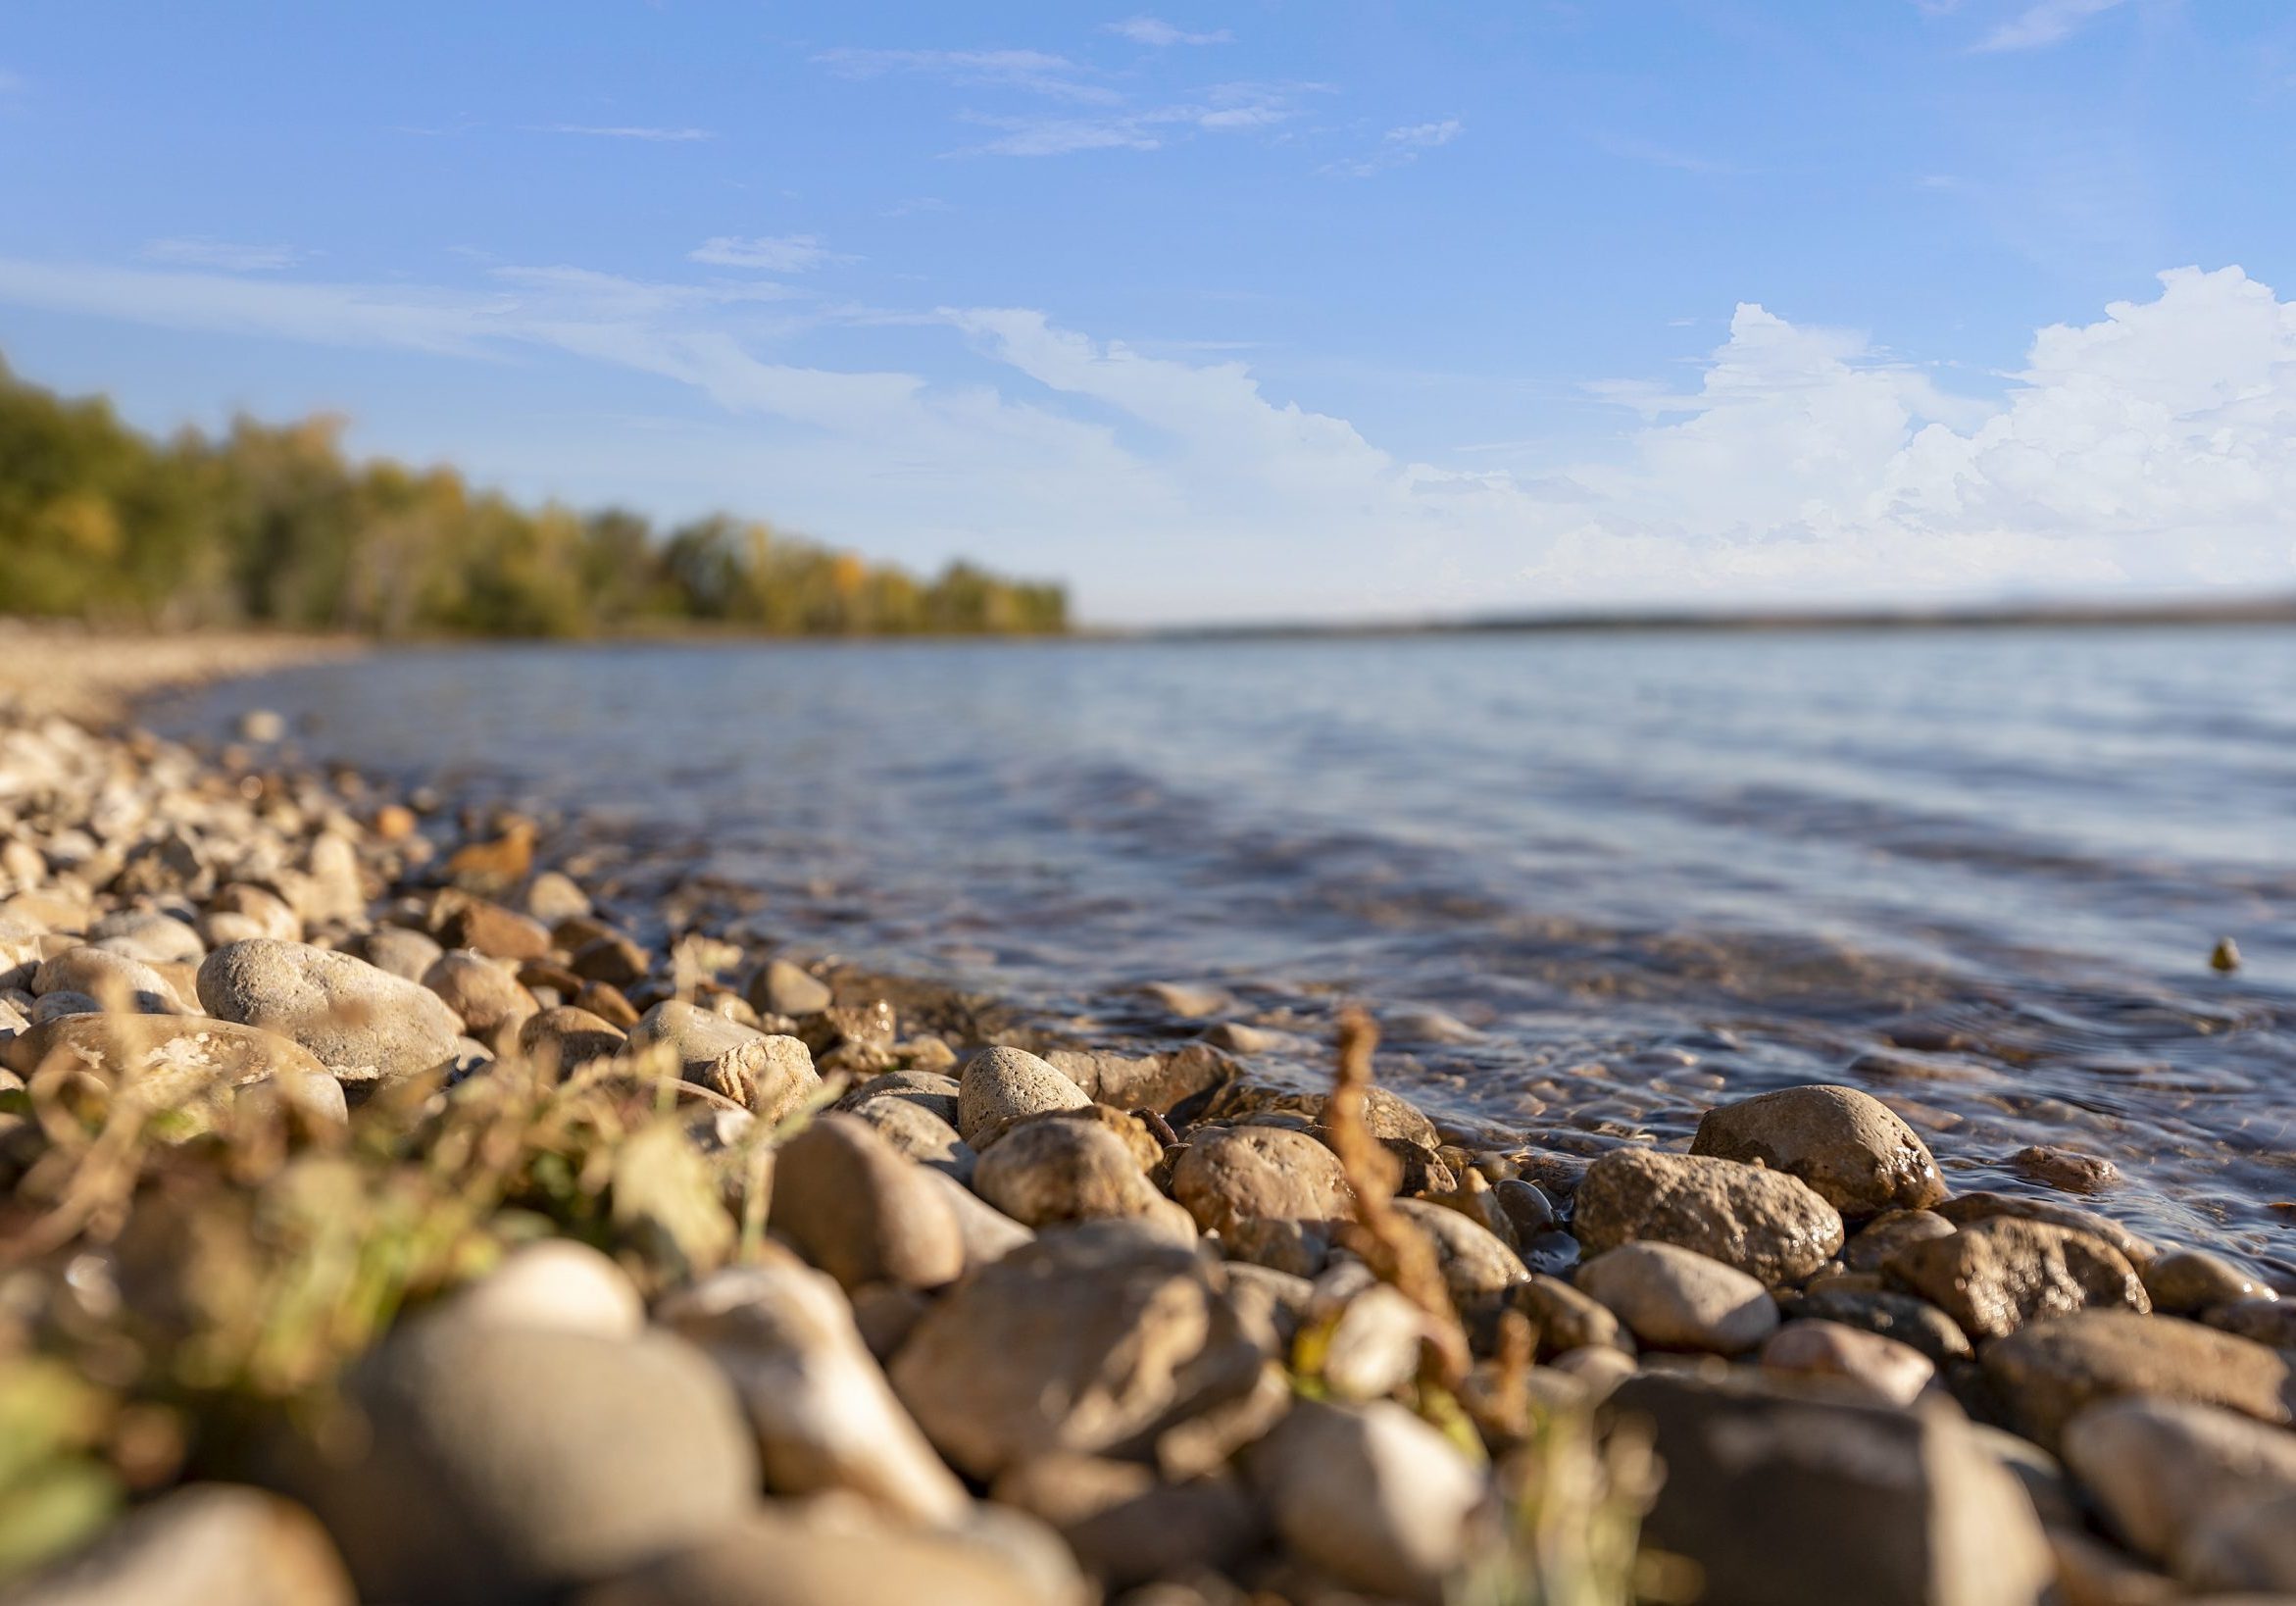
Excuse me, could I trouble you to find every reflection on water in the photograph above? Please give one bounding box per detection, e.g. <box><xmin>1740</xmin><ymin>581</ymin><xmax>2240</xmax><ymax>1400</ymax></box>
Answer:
<box><xmin>165</xmin><ymin>627</ymin><xmax>2296</xmax><ymax>1275</ymax></box>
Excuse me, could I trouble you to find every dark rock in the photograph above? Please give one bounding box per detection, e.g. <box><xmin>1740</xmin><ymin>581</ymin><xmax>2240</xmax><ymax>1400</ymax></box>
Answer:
<box><xmin>1604</xmin><ymin>1370</ymin><xmax>2053</xmax><ymax>1606</ymax></box>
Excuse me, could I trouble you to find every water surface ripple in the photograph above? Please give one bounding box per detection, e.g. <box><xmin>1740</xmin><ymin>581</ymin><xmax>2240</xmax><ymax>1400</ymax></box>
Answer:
<box><xmin>164</xmin><ymin>627</ymin><xmax>2296</xmax><ymax>1277</ymax></box>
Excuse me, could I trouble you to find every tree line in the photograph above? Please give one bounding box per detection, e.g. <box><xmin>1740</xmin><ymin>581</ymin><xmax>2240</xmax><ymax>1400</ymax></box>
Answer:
<box><xmin>0</xmin><ymin>356</ymin><xmax>1069</xmax><ymax>637</ymax></box>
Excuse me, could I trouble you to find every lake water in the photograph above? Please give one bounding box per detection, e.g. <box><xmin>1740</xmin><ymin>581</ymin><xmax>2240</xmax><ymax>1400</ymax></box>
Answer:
<box><xmin>162</xmin><ymin>627</ymin><xmax>2296</xmax><ymax>1277</ymax></box>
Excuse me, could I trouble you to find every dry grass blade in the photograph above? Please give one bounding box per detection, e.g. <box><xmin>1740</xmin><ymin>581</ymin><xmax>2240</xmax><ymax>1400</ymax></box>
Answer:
<box><xmin>1325</xmin><ymin>1004</ymin><xmax>1472</xmax><ymax>1386</ymax></box>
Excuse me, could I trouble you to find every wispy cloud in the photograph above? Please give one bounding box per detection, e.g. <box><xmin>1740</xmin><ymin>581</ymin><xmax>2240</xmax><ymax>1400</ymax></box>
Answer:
<box><xmin>881</xmin><ymin>197</ymin><xmax>954</xmax><ymax>219</ymax></box>
<box><xmin>689</xmin><ymin>234</ymin><xmax>852</xmax><ymax>273</ymax></box>
<box><xmin>1592</xmin><ymin>133</ymin><xmax>1752</xmax><ymax>176</ymax></box>
<box><xmin>954</xmin><ymin>82</ymin><xmax>1312</xmax><ymax>157</ymax></box>
<box><xmin>142</xmin><ymin>237</ymin><xmax>306</xmax><ymax>273</ymax></box>
<box><xmin>1106</xmin><ymin>17</ymin><xmax>1234</xmax><ymax>47</ymax></box>
<box><xmin>1322</xmin><ymin>118</ymin><xmax>1463</xmax><ymax>178</ymax></box>
<box><xmin>813</xmin><ymin>47</ymin><xmax>1119</xmax><ymax>105</ymax></box>
<box><xmin>528</xmin><ymin>124</ymin><xmax>715</xmax><ymax>141</ymax></box>
<box><xmin>0</xmin><ymin>68</ymin><xmax>24</xmax><ymax>95</ymax></box>
<box><xmin>1972</xmin><ymin>0</ymin><xmax>2131</xmax><ymax>52</ymax></box>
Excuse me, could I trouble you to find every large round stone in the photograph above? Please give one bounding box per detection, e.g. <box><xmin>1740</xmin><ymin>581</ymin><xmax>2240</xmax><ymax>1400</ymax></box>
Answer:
<box><xmin>1172</xmin><ymin>1125</ymin><xmax>1352</xmax><ymax>1238</ymax></box>
<box><xmin>297</xmin><ymin>1320</ymin><xmax>757</xmax><ymax>1605</ymax></box>
<box><xmin>1692</xmin><ymin>1084</ymin><xmax>1946</xmax><ymax>1218</ymax></box>
<box><xmin>196</xmin><ymin>938</ymin><xmax>462</xmax><ymax>1088</ymax></box>
<box><xmin>1573</xmin><ymin>1147</ymin><xmax>1844</xmax><ymax>1285</ymax></box>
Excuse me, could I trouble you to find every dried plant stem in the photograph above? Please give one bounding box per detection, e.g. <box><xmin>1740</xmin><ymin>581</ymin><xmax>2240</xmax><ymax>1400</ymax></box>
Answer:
<box><xmin>1326</xmin><ymin>1005</ymin><xmax>1472</xmax><ymax>1386</ymax></box>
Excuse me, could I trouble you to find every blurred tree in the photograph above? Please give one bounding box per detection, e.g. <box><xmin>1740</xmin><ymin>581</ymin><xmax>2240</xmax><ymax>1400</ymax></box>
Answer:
<box><xmin>0</xmin><ymin>356</ymin><xmax>1067</xmax><ymax>638</ymax></box>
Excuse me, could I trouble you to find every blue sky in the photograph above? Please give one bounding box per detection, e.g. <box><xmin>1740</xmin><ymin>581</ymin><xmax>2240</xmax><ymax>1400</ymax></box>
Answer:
<box><xmin>3</xmin><ymin>0</ymin><xmax>2293</xmax><ymax>623</ymax></box>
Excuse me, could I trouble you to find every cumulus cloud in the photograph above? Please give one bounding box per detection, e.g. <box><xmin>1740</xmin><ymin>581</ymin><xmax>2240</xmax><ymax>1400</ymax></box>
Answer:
<box><xmin>0</xmin><ymin>251</ymin><xmax>2286</xmax><ymax>621</ymax></box>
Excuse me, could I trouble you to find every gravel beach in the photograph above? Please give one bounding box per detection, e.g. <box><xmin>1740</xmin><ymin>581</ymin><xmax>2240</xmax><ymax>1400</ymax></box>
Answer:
<box><xmin>2</xmin><ymin>672</ymin><xmax>2294</xmax><ymax>1606</ymax></box>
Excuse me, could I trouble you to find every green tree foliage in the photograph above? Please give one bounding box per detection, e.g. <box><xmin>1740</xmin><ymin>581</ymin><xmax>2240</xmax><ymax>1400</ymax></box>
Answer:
<box><xmin>0</xmin><ymin>357</ymin><xmax>1068</xmax><ymax>638</ymax></box>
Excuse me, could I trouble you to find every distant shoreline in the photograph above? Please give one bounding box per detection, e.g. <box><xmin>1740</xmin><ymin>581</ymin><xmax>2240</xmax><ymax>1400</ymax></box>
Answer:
<box><xmin>1146</xmin><ymin>593</ymin><xmax>2296</xmax><ymax>642</ymax></box>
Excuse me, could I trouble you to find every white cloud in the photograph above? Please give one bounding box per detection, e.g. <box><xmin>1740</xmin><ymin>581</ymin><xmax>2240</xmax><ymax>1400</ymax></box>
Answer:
<box><xmin>1107</xmin><ymin>17</ymin><xmax>1234</xmax><ymax>46</ymax></box>
<box><xmin>0</xmin><ymin>252</ymin><xmax>2287</xmax><ymax>622</ymax></box>
<box><xmin>142</xmin><ymin>237</ymin><xmax>306</xmax><ymax>273</ymax></box>
<box><xmin>1323</xmin><ymin>118</ymin><xmax>1464</xmax><ymax>178</ymax></box>
<box><xmin>689</xmin><ymin>234</ymin><xmax>850</xmax><ymax>273</ymax></box>
<box><xmin>528</xmin><ymin>124</ymin><xmax>714</xmax><ymax>141</ymax></box>
<box><xmin>813</xmin><ymin>48</ymin><xmax>1119</xmax><ymax>105</ymax></box>
<box><xmin>954</xmin><ymin>83</ymin><xmax>1310</xmax><ymax>156</ymax></box>
<box><xmin>1973</xmin><ymin>0</ymin><xmax>2131</xmax><ymax>52</ymax></box>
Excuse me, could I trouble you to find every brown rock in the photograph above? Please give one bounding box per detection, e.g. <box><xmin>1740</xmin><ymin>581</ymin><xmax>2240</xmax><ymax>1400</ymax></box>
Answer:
<box><xmin>2010</xmin><ymin>1145</ymin><xmax>2119</xmax><ymax>1194</ymax></box>
<box><xmin>423</xmin><ymin>952</ymin><xmax>538</xmax><ymax>1039</ymax></box>
<box><xmin>569</xmin><ymin>1509</ymin><xmax>1055</xmax><ymax>1606</ymax></box>
<box><xmin>1760</xmin><ymin>1318</ymin><xmax>1935</xmax><ymax>1405</ymax></box>
<box><xmin>1513</xmin><ymin>1273</ymin><xmax>1632</xmax><ymax>1358</ymax></box>
<box><xmin>1573</xmin><ymin>1146</ymin><xmax>1845</xmax><ymax>1285</ymax></box>
<box><xmin>1937</xmin><ymin>1191</ymin><xmax>2155</xmax><ymax>1269</ymax></box>
<box><xmin>1172</xmin><ymin>1125</ymin><xmax>1352</xmax><ymax>1238</ymax></box>
<box><xmin>1886</xmin><ymin>1218</ymin><xmax>2147</xmax><ymax>1340</ymax></box>
<box><xmin>956</xmin><ymin>1044</ymin><xmax>1090</xmax><ymax>1145</ymax></box>
<box><xmin>517</xmin><ymin>1007</ymin><xmax>626</xmax><ymax>1072</ymax></box>
<box><xmin>769</xmin><ymin>1113</ymin><xmax>965</xmax><ymax>1291</ymax></box>
<box><xmin>972</xmin><ymin>1116</ymin><xmax>1167</xmax><ymax>1229</ymax></box>
<box><xmin>624</xmin><ymin>1000</ymin><xmax>819</xmax><ymax>1121</ymax></box>
<box><xmin>570</xmin><ymin>931</ymin><xmax>649</xmax><ymax>987</ymax></box>
<box><xmin>432</xmin><ymin>894</ymin><xmax>552</xmax><ymax>962</ymax></box>
<box><xmin>1693</xmin><ymin>1083</ymin><xmax>1947</xmax><ymax>1218</ymax></box>
<box><xmin>1841</xmin><ymin>1209</ymin><xmax>1956</xmax><ymax>1274</ymax></box>
<box><xmin>1607</xmin><ymin>1370</ymin><xmax>2054</xmax><ymax>1606</ymax></box>
<box><xmin>1982</xmin><ymin>1310</ymin><xmax>2296</xmax><ymax>1452</ymax></box>
<box><xmin>888</xmin><ymin>1220</ymin><xmax>1264</xmax><ymax>1478</ymax></box>
<box><xmin>1392</xmin><ymin>1196</ymin><xmax>1529</xmax><ymax>1302</ymax></box>
<box><xmin>746</xmin><ymin>957</ymin><xmax>832</xmax><ymax>1018</ymax></box>
<box><xmin>0</xmin><ymin>1483</ymin><xmax>354</xmax><ymax>1606</ymax></box>
<box><xmin>2145</xmin><ymin>1250</ymin><xmax>2271</xmax><ymax>1316</ymax></box>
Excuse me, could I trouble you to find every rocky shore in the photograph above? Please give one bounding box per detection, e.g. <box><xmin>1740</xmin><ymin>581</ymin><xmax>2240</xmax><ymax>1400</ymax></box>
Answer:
<box><xmin>3</xmin><ymin>693</ymin><xmax>2294</xmax><ymax>1606</ymax></box>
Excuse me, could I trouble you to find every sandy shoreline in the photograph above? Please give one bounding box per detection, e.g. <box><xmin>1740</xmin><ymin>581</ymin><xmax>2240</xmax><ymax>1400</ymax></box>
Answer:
<box><xmin>0</xmin><ymin>623</ymin><xmax>359</xmax><ymax>723</ymax></box>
